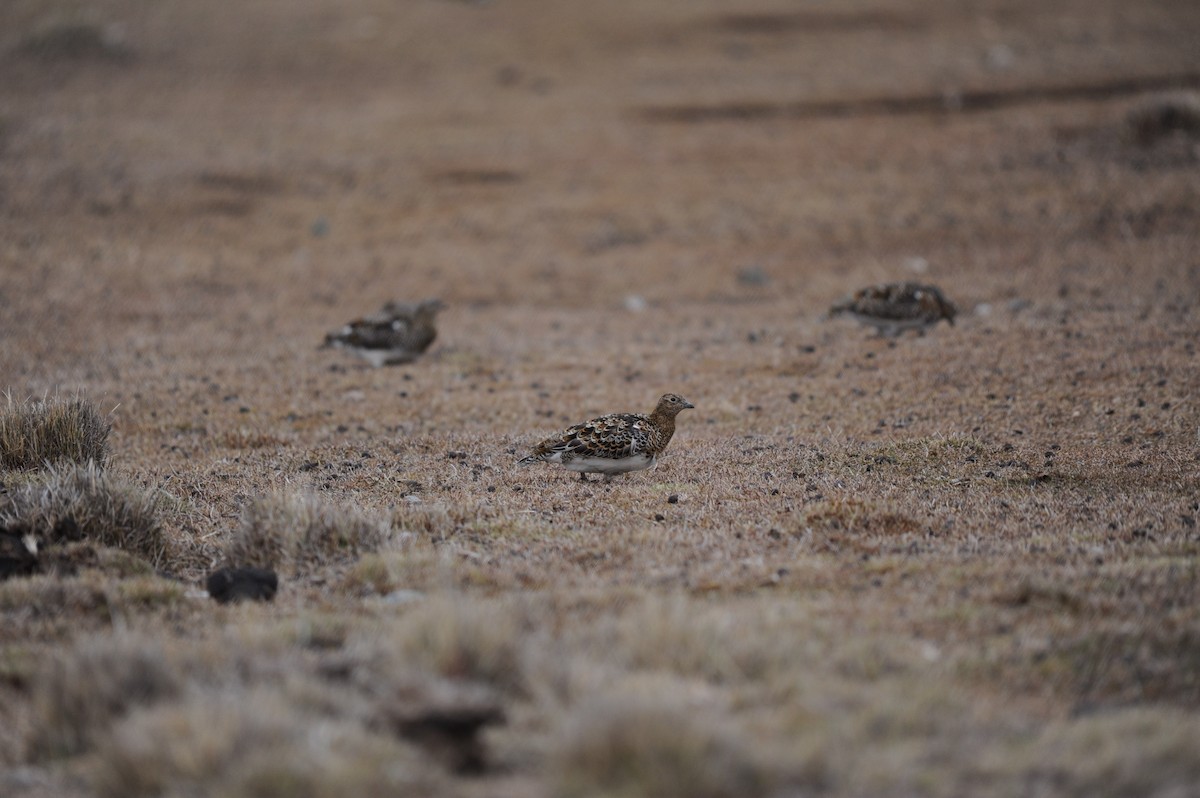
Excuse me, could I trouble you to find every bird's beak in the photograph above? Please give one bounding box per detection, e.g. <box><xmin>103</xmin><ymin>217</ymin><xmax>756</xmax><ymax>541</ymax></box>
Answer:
<box><xmin>683</xmin><ymin>401</ymin><xmax>695</xmax><ymax>409</ymax></box>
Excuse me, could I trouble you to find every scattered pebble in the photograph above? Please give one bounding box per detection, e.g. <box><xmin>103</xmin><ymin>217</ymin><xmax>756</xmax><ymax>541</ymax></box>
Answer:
<box><xmin>736</xmin><ymin>265</ymin><xmax>770</xmax><ymax>286</ymax></box>
<box><xmin>985</xmin><ymin>44</ymin><xmax>1016</xmax><ymax>71</ymax></box>
<box><xmin>623</xmin><ymin>294</ymin><xmax>648</xmax><ymax>312</ymax></box>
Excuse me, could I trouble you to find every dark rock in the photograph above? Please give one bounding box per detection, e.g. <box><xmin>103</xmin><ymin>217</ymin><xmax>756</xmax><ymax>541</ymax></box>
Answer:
<box><xmin>206</xmin><ymin>566</ymin><xmax>278</xmax><ymax>604</ymax></box>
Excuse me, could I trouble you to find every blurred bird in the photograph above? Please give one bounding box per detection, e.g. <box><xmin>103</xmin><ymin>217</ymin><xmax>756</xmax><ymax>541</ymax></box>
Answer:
<box><xmin>518</xmin><ymin>393</ymin><xmax>694</xmax><ymax>482</ymax></box>
<box><xmin>830</xmin><ymin>282</ymin><xmax>957</xmax><ymax>336</ymax></box>
<box><xmin>0</xmin><ymin>528</ymin><xmax>38</xmax><ymax>580</ymax></box>
<box><xmin>323</xmin><ymin>299</ymin><xmax>444</xmax><ymax>366</ymax></box>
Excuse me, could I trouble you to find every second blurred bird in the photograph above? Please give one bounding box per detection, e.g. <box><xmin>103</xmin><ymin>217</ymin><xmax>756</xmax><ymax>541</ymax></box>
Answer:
<box><xmin>323</xmin><ymin>298</ymin><xmax>444</xmax><ymax>366</ymax></box>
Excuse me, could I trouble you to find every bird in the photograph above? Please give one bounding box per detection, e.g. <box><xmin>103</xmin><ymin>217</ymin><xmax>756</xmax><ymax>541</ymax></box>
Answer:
<box><xmin>518</xmin><ymin>393</ymin><xmax>694</xmax><ymax>482</ymax></box>
<box><xmin>829</xmin><ymin>282</ymin><xmax>957</xmax><ymax>337</ymax></box>
<box><xmin>0</xmin><ymin>527</ymin><xmax>39</xmax><ymax>580</ymax></box>
<box><xmin>323</xmin><ymin>298</ymin><xmax>444</xmax><ymax>366</ymax></box>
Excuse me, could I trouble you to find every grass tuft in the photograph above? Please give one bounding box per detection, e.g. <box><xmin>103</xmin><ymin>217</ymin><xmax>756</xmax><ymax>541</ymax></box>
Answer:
<box><xmin>390</xmin><ymin>596</ymin><xmax>529</xmax><ymax>694</ymax></box>
<box><xmin>26</xmin><ymin>634</ymin><xmax>181</xmax><ymax>760</ymax></box>
<box><xmin>93</xmin><ymin>689</ymin><xmax>442</xmax><ymax>798</ymax></box>
<box><xmin>552</xmin><ymin>689</ymin><xmax>771</xmax><ymax>798</ymax></box>
<box><xmin>223</xmin><ymin>492</ymin><xmax>392</xmax><ymax>572</ymax></box>
<box><xmin>1010</xmin><ymin>708</ymin><xmax>1200</xmax><ymax>796</ymax></box>
<box><xmin>0</xmin><ymin>573</ymin><xmax>109</xmax><ymax>615</ymax></box>
<box><xmin>0</xmin><ymin>463</ymin><xmax>166</xmax><ymax>565</ymax></box>
<box><xmin>0</xmin><ymin>394</ymin><xmax>111</xmax><ymax>471</ymax></box>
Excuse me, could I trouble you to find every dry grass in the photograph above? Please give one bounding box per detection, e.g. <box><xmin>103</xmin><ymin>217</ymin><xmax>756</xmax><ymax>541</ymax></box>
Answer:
<box><xmin>0</xmin><ymin>463</ymin><xmax>166</xmax><ymax>566</ymax></box>
<box><xmin>385</xmin><ymin>596</ymin><xmax>530</xmax><ymax>695</ymax></box>
<box><xmin>93</xmin><ymin>688</ymin><xmax>444</xmax><ymax>798</ymax></box>
<box><xmin>0</xmin><ymin>395</ymin><xmax>110</xmax><ymax>472</ymax></box>
<box><xmin>1002</xmin><ymin>709</ymin><xmax>1200</xmax><ymax>798</ymax></box>
<box><xmin>551</xmin><ymin>688</ymin><xmax>770</xmax><ymax>798</ymax></box>
<box><xmin>222</xmin><ymin>492</ymin><xmax>393</xmax><ymax>572</ymax></box>
<box><xmin>26</xmin><ymin>634</ymin><xmax>181</xmax><ymax>760</ymax></box>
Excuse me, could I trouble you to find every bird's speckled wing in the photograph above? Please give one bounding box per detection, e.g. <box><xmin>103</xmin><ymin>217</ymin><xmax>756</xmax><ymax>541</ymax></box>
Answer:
<box><xmin>834</xmin><ymin>284</ymin><xmax>944</xmax><ymax>322</ymax></box>
<box><xmin>326</xmin><ymin>316</ymin><xmax>436</xmax><ymax>353</ymax></box>
<box><xmin>532</xmin><ymin>412</ymin><xmax>653</xmax><ymax>460</ymax></box>
<box><xmin>330</xmin><ymin>317</ymin><xmax>404</xmax><ymax>349</ymax></box>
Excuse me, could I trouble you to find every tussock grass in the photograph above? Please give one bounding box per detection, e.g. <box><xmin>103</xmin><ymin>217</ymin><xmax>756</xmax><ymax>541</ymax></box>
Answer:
<box><xmin>1006</xmin><ymin>708</ymin><xmax>1200</xmax><ymax>797</ymax></box>
<box><xmin>0</xmin><ymin>573</ymin><xmax>181</xmax><ymax>622</ymax></box>
<box><xmin>597</xmin><ymin>594</ymin><xmax>801</xmax><ymax>684</ymax></box>
<box><xmin>26</xmin><ymin>634</ymin><xmax>181</xmax><ymax>760</ymax></box>
<box><xmin>2</xmin><ymin>539</ymin><xmax>157</xmax><ymax>580</ymax></box>
<box><xmin>339</xmin><ymin>542</ymin><xmax>454</xmax><ymax>596</ymax></box>
<box><xmin>93</xmin><ymin>690</ymin><xmax>442</xmax><ymax>798</ymax></box>
<box><xmin>0</xmin><ymin>394</ymin><xmax>111</xmax><ymax>471</ymax></box>
<box><xmin>388</xmin><ymin>596</ymin><xmax>529</xmax><ymax>694</ymax></box>
<box><xmin>223</xmin><ymin>492</ymin><xmax>392</xmax><ymax>571</ymax></box>
<box><xmin>552</xmin><ymin>688</ymin><xmax>770</xmax><ymax>798</ymax></box>
<box><xmin>0</xmin><ymin>463</ymin><xmax>166</xmax><ymax>565</ymax></box>
<box><xmin>0</xmin><ymin>573</ymin><xmax>110</xmax><ymax>616</ymax></box>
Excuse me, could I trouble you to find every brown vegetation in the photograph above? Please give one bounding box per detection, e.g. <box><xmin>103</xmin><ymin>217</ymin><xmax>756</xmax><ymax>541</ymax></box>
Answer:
<box><xmin>0</xmin><ymin>395</ymin><xmax>110</xmax><ymax>471</ymax></box>
<box><xmin>1</xmin><ymin>0</ymin><xmax>1199</xmax><ymax>795</ymax></box>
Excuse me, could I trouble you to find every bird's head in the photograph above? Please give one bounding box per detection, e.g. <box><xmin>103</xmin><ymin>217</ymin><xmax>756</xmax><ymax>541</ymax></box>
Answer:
<box><xmin>656</xmin><ymin>393</ymin><xmax>695</xmax><ymax>416</ymax></box>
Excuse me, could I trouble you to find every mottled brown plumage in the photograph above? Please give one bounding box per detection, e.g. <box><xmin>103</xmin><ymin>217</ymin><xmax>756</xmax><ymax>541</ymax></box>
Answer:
<box><xmin>830</xmin><ymin>282</ymin><xmax>957</xmax><ymax>337</ymax></box>
<box><xmin>323</xmin><ymin>298</ymin><xmax>444</xmax><ymax>366</ymax></box>
<box><xmin>518</xmin><ymin>393</ymin><xmax>694</xmax><ymax>482</ymax></box>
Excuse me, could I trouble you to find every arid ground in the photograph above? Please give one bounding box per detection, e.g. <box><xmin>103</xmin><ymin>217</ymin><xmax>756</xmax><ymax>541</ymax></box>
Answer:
<box><xmin>2</xmin><ymin>1</ymin><xmax>1199</xmax><ymax>796</ymax></box>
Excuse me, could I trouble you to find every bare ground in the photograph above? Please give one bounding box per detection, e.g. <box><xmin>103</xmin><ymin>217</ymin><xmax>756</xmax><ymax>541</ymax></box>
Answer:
<box><xmin>1</xmin><ymin>1</ymin><xmax>1199</xmax><ymax>796</ymax></box>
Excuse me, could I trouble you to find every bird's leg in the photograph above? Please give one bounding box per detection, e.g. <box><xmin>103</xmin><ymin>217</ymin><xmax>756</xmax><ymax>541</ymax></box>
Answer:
<box><xmin>579</xmin><ymin>472</ymin><xmax>590</xmax><ymax>482</ymax></box>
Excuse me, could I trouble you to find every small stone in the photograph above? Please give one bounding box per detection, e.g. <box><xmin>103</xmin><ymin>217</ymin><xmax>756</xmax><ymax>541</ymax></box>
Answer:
<box><xmin>736</xmin><ymin>265</ymin><xmax>770</xmax><ymax>286</ymax></box>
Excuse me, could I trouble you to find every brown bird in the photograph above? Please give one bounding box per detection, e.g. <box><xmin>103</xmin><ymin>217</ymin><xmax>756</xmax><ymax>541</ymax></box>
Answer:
<box><xmin>323</xmin><ymin>299</ymin><xmax>444</xmax><ymax>366</ymax></box>
<box><xmin>518</xmin><ymin>393</ymin><xmax>694</xmax><ymax>482</ymax></box>
<box><xmin>830</xmin><ymin>282</ymin><xmax>957</xmax><ymax>337</ymax></box>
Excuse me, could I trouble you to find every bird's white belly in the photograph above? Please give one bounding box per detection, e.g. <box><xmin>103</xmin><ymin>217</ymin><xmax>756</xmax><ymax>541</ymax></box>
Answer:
<box><xmin>563</xmin><ymin>453</ymin><xmax>656</xmax><ymax>475</ymax></box>
<box><xmin>855</xmin><ymin>313</ymin><xmax>929</xmax><ymax>331</ymax></box>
